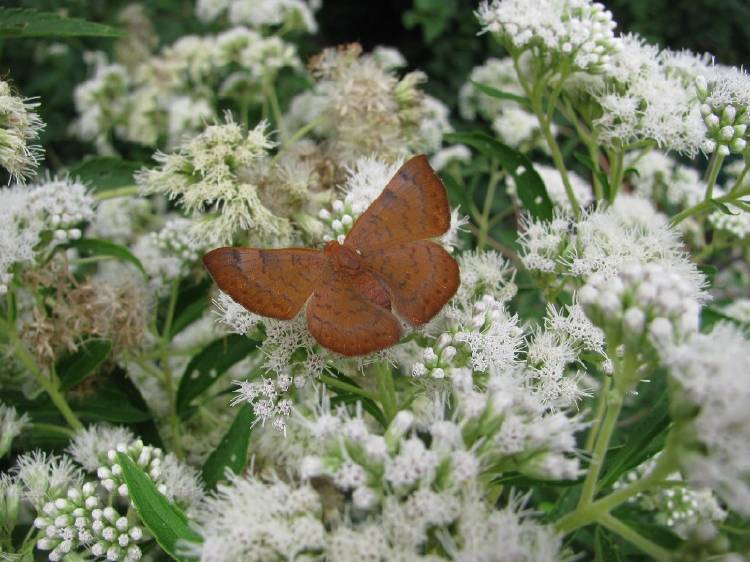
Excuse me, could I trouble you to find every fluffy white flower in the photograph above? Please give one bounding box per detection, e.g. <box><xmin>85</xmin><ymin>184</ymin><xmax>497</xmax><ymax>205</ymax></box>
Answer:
<box><xmin>12</xmin><ymin>451</ymin><xmax>83</xmax><ymax>509</ymax></box>
<box><xmin>477</xmin><ymin>0</ymin><xmax>619</xmax><ymax>73</ymax></box>
<box><xmin>627</xmin><ymin>150</ymin><xmax>705</xmax><ymax>207</ymax></box>
<box><xmin>0</xmin><ymin>402</ymin><xmax>30</xmax><ymax>457</ymax></box>
<box><xmin>67</xmin><ymin>425</ymin><xmax>136</xmax><ymax>472</ymax></box>
<box><xmin>0</xmin><ymin>79</ymin><xmax>45</xmax><ymax>182</ymax></box>
<box><xmin>0</xmin><ymin>177</ymin><xmax>94</xmax><ymax>294</ymax></box>
<box><xmin>667</xmin><ymin>324</ymin><xmax>750</xmax><ymax>515</ymax></box>
<box><xmin>185</xmin><ymin>473</ymin><xmax>324</xmax><ymax>562</ymax></box>
<box><xmin>591</xmin><ymin>34</ymin><xmax>706</xmax><ymax>156</ymax></box>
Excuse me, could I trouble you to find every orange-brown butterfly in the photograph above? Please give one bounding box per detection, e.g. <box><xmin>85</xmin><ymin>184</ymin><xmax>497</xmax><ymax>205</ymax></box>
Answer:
<box><xmin>203</xmin><ymin>155</ymin><xmax>460</xmax><ymax>356</ymax></box>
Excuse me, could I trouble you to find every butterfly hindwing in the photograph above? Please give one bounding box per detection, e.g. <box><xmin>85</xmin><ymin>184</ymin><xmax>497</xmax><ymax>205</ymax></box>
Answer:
<box><xmin>364</xmin><ymin>240</ymin><xmax>460</xmax><ymax>325</ymax></box>
<box><xmin>306</xmin><ymin>266</ymin><xmax>401</xmax><ymax>356</ymax></box>
<box><xmin>344</xmin><ymin>155</ymin><xmax>451</xmax><ymax>253</ymax></box>
<box><xmin>203</xmin><ymin>247</ymin><xmax>325</xmax><ymax>320</ymax></box>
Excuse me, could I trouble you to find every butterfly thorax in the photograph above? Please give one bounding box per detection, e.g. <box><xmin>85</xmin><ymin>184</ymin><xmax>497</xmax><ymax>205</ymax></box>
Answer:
<box><xmin>324</xmin><ymin>240</ymin><xmax>391</xmax><ymax>311</ymax></box>
<box><xmin>324</xmin><ymin>240</ymin><xmax>363</xmax><ymax>274</ymax></box>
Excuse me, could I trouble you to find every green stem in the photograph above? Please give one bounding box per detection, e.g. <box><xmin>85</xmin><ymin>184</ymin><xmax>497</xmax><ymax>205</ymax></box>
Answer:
<box><xmin>32</xmin><ymin>422</ymin><xmax>76</xmax><ymax>438</ymax></box>
<box><xmin>12</xmin><ymin>337</ymin><xmax>82</xmax><ymax>431</ymax></box>
<box><xmin>584</xmin><ymin>375</ymin><xmax>611</xmax><ymax>452</ymax></box>
<box><xmin>597</xmin><ymin>513</ymin><xmax>673</xmax><ymax>561</ymax></box>
<box><xmin>670</xmin><ymin>185</ymin><xmax>750</xmax><ymax>225</ymax></box>
<box><xmin>478</xmin><ymin>164</ymin><xmax>502</xmax><ymax>250</ymax></box>
<box><xmin>160</xmin><ymin>279</ymin><xmax>183</xmax><ymax>458</ymax></box>
<box><xmin>577</xmin><ymin>384</ymin><xmax>623</xmax><ymax>508</ymax></box>
<box><xmin>94</xmin><ymin>185</ymin><xmax>139</xmax><ymax>201</ymax></box>
<box><xmin>537</xmin><ymin>103</ymin><xmax>581</xmax><ymax>217</ymax></box>
<box><xmin>608</xmin><ymin>149</ymin><xmax>625</xmax><ymax>202</ymax></box>
<box><xmin>319</xmin><ymin>373</ymin><xmax>378</xmax><ymax>401</ymax></box>
<box><xmin>729</xmin><ymin>162</ymin><xmax>750</xmax><ymax>194</ymax></box>
<box><xmin>577</xmin><ymin>347</ymin><xmax>638</xmax><ymax>508</ymax></box>
<box><xmin>373</xmin><ymin>361</ymin><xmax>397</xmax><ymax>423</ymax></box>
<box><xmin>704</xmin><ymin>150</ymin><xmax>726</xmax><ymax>201</ymax></box>
<box><xmin>263</xmin><ymin>77</ymin><xmax>286</xmax><ymax>142</ymax></box>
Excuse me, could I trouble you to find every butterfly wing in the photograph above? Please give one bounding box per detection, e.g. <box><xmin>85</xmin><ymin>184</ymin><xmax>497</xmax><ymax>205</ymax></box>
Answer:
<box><xmin>364</xmin><ymin>240</ymin><xmax>459</xmax><ymax>325</ymax></box>
<box><xmin>344</xmin><ymin>155</ymin><xmax>451</xmax><ymax>253</ymax></box>
<box><xmin>203</xmin><ymin>247</ymin><xmax>325</xmax><ymax>320</ymax></box>
<box><xmin>307</xmin><ymin>266</ymin><xmax>401</xmax><ymax>356</ymax></box>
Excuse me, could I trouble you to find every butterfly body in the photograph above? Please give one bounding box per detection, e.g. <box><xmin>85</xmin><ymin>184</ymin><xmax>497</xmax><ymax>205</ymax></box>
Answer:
<box><xmin>204</xmin><ymin>155</ymin><xmax>460</xmax><ymax>356</ymax></box>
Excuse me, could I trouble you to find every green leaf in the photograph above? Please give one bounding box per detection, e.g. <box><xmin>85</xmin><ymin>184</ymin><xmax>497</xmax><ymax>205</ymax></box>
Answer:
<box><xmin>0</xmin><ymin>8</ymin><xmax>123</xmax><ymax>38</ymax></box>
<box><xmin>168</xmin><ymin>296</ymin><xmax>209</xmax><ymax>341</ymax></box>
<box><xmin>71</xmin><ymin>368</ymin><xmax>152</xmax><ymax>423</ymax></box>
<box><xmin>594</xmin><ymin>526</ymin><xmax>625</xmax><ymax>562</ymax></box>
<box><xmin>445</xmin><ymin>131</ymin><xmax>553</xmax><ymax>220</ymax></box>
<box><xmin>729</xmin><ymin>199</ymin><xmax>750</xmax><ymax>213</ymax></box>
<box><xmin>202</xmin><ymin>404</ymin><xmax>255</xmax><ymax>490</ymax></box>
<box><xmin>68</xmin><ymin>156</ymin><xmax>141</xmax><ymax>191</ymax></box>
<box><xmin>66</xmin><ymin>238</ymin><xmax>146</xmax><ymax>275</ymax></box>
<box><xmin>117</xmin><ymin>453</ymin><xmax>202</xmax><ymax>561</ymax></box>
<box><xmin>599</xmin><ymin>389</ymin><xmax>671</xmax><ymax>489</ymax></box>
<box><xmin>471</xmin><ymin>81</ymin><xmax>530</xmax><ymax>108</ymax></box>
<box><xmin>176</xmin><ymin>335</ymin><xmax>260</xmax><ymax>414</ymax></box>
<box><xmin>56</xmin><ymin>338</ymin><xmax>112</xmax><ymax>391</ymax></box>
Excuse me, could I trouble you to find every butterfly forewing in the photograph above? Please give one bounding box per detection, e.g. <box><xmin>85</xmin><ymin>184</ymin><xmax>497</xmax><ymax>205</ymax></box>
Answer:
<box><xmin>306</xmin><ymin>266</ymin><xmax>401</xmax><ymax>356</ymax></box>
<box><xmin>344</xmin><ymin>155</ymin><xmax>451</xmax><ymax>253</ymax></box>
<box><xmin>364</xmin><ymin>240</ymin><xmax>460</xmax><ymax>325</ymax></box>
<box><xmin>203</xmin><ymin>247</ymin><xmax>325</xmax><ymax>320</ymax></box>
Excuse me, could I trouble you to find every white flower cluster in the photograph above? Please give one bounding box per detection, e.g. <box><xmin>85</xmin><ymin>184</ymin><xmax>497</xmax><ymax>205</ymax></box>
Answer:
<box><xmin>0</xmin><ymin>177</ymin><xmax>94</xmax><ymax>295</ymax></box>
<box><xmin>696</xmin><ymin>67</ymin><xmax>750</xmax><ymax>156</ymax></box>
<box><xmin>299</xmin><ymin>406</ymin><xmax>480</xmax><ymax>510</ymax></box>
<box><xmin>186</xmin><ymin>472</ymin><xmax>325</xmax><ymax>562</ymax></box>
<box><xmin>232</xmin><ymin>376</ymin><xmax>296</xmax><ymax>434</ymax></box>
<box><xmin>626</xmin><ymin>150</ymin><xmax>705</xmax><ymax>207</ymax></box>
<box><xmin>526</xmin><ymin>304</ymin><xmax>603</xmax><ymax>405</ymax></box>
<box><xmin>196</xmin><ymin>0</ymin><xmax>319</xmax><ymax>34</ymax></box>
<box><xmin>88</xmin><ymin>197</ymin><xmax>151</xmax><ymax>245</ymax></box>
<box><xmin>34</xmin><ymin>483</ymin><xmax>144</xmax><ymax>562</ymax></box>
<box><xmin>137</xmin><ymin>118</ymin><xmax>290</xmax><ymax>245</ymax></box>
<box><xmin>327</xmin><ymin>488</ymin><xmax>561</xmax><ymax>562</ymax></box>
<box><xmin>73</xmin><ymin>28</ymin><xmax>301</xmax><ymax>151</ymax></box>
<box><xmin>708</xmin><ymin>201</ymin><xmax>750</xmax><ymax>239</ymax></box>
<box><xmin>0</xmin><ymin>79</ymin><xmax>45</xmax><ymax>182</ymax></box>
<box><xmin>477</xmin><ymin>0</ymin><xmax>619</xmax><ymax>73</ymax></box>
<box><xmin>615</xmin><ymin>456</ymin><xmax>726</xmax><ymax>540</ymax></box>
<box><xmin>0</xmin><ymin>401</ymin><xmax>30</xmax><ymax>457</ymax></box>
<box><xmin>520</xmin><ymin>195</ymin><xmax>704</xmax><ymax>285</ymax></box>
<box><xmin>12</xmin><ymin>451</ymin><xmax>83</xmax><ymax>511</ymax></box>
<box><xmin>588</xmin><ymin>34</ymin><xmax>707</xmax><ymax>156</ymax></box>
<box><xmin>579</xmin><ymin>261</ymin><xmax>704</xmax><ymax>347</ymax></box>
<box><xmin>132</xmin><ymin>217</ymin><xmax>207</xmax><ymax>293</ymax></box>
<box><xmin>452</xmin><ymin>368</ymin><xmax>583</xmax><ymax>481</ymax></box>
<box><xmin>667</xmin><ymin>324</ymin><xmax>750</xmax><ymax>516</ymax></box>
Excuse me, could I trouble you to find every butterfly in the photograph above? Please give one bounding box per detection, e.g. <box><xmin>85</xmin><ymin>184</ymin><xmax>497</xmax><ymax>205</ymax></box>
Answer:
<box><xmin>203</xmin><ymin>155</ymin><xmax>460</xmax><ymax>356</ymax></box>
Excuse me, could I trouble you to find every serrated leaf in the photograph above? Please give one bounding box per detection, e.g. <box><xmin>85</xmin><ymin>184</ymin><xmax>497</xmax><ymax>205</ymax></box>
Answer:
<box><xmin>68</xmin><ymin>156</ymin><xmax>141</xmax><ymax>191</ymax></box>
<box><xmin>202</xmin><ymin>405</ymin><xmax>255</xmax><ymax>490</ymax></box>
<box><xmin>117</xmin><ymin>453</ymin><xmax>201</xmax><ymax>561</ymax></box>
<box><xmin>0</xmin><ymin>8</ymin><xmax>123</xmax><ymax>38</ymax></box>
<box><xmin>471</xmin><ymin>81</ymin><xmax>530</xmax><ymax>108</ymax></box>
<box><xmin>176</xmin><ymin>335</ymin><xmax>260</xmax><ymax>414</ymax></box>
<box><xmin>56</xmin><ymin>338</ymin><xmax>112</xmax><ymax>390</ymax></box>
<box><xmin>446</xmin><ymin>131</ymin><xmax>553</xmax><ymax>220</ymax></box>
<box><xmin>66</xmin><ymin>238</ymin><xmax>146</xmax><ymax>275</ymax></box>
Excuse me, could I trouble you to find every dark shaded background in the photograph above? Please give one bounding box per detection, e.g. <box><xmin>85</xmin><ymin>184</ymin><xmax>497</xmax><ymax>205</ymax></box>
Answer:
<box><xmin>1</xmin><ymin>0</ymin><xmax>749</xmax><ymax>167</ymax></box>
